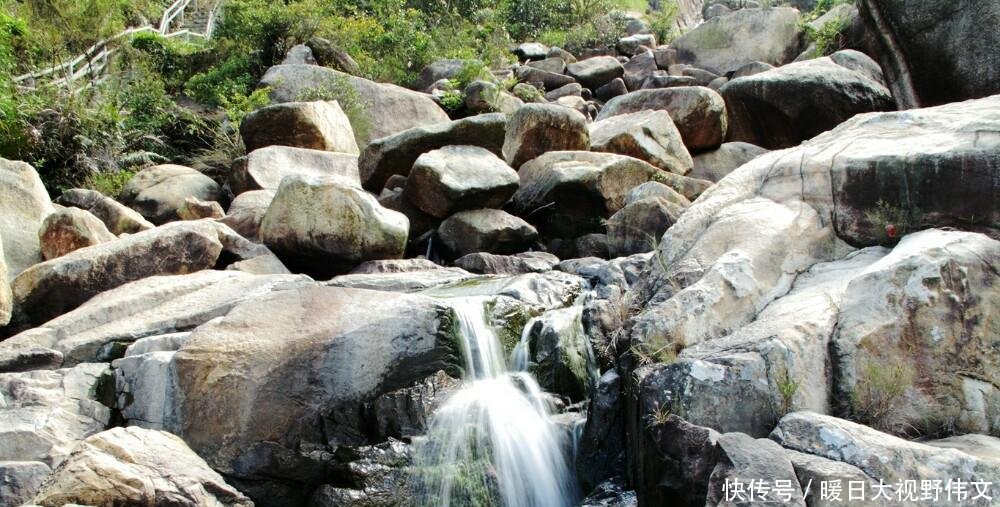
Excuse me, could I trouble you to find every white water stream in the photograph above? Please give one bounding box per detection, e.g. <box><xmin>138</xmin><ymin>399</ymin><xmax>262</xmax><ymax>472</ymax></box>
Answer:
<box><xmin>413</xmin><ymin>298</ymin><xmax>580</xmax><ymax>507</ymax></box>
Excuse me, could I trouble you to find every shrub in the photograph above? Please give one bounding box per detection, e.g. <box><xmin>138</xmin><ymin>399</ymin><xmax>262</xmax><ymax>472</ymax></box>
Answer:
<box><xmin>297</xmin><ymin>76</ymin><xmax>372</xmax><ymax>144</ymax></box>
<box><xmin>80</xmin><ymin>168</ymin><xmax>136</xmax><ymax>198</ymax></box>
<box><xmin>647</xmin><ymin>2</ymin><xmax>679</xmax><ymax>45</ymax></box>
<box><xmin>183</xmin><ymin>53</ymin><xmax>260</xmax><ymax>107</ymax></box>
<box><xmin>850</xmin><ymin>360</ymin><xmax>915</xmax><ymax>434</ymax></box>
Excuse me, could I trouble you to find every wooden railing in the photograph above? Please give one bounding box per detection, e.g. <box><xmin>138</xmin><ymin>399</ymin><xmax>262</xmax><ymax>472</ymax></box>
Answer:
<box><xmin>13</xmin><ymin>0</ymin><xmax>224</xmax><ymax>91</ymax></box>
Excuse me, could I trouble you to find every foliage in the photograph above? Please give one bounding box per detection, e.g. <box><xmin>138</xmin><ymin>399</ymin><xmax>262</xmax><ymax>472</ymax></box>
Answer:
<box><xmin>439</xmin><ymin>90</ymin><xmax>465</xmax><ymax>112</ymax></box>
<box><xmin>80</xmin><ymin>167</ymin><xmax>136</xmax><ymax>197</ymax></box>
<box><xmin>647</xmin><ymin>1</ymin><xmax>679</xmax><ymax>45</ymax></box>
<box><xmin>802</xmin><ymin>15</ymin><xmax>848</xmax><ymax>57</ymax></box>
<box><xmin>850</xmin><ymin>360</ymin><xmax>915</xmax><ymax>434</ymax></box>
<box><xmin>297</xmin><ymin>76</ymin><xmax>372</xmax><ymax>144</ymax></box>
<box><xmin>540</xmin><ymin>11</ymin><xmax>629</xmax><ymax>55</ymax></box>
<box><xmin>775</xmin><ymin>366</ymin><xmax>800</xmax><ymax>416</ymax></box>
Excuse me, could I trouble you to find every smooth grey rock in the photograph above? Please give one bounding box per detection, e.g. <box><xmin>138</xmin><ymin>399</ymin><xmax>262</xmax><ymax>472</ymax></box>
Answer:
<box><xmin>219</xmin><ymin>189</ymin><xmax>274</xmax><ymax>241</ymax></box>
<box><xmin>0</xmin><ymin>461</ymin><xmax>50</xmax><ymax>507</ymax></box>
<box><xmin>597</xmin><ymin>87</ymin><xmax>728</xmax><ymax>152</ymax></box>
<box><xmin>706</xmin><ymin>432</ymin><xmax>806</xmax><ymax>507</ymax></box>
<box><xmin>403</xmin><ymin>146</ymin><xmax>518</xmax><ymax>218</ymax></box>
<box><xmin>240</xmin><ymin>100</ymin><xmax>359</xmax><ymax>154</ymax></box>
<box><xmin>516</xmin><ymin>65</ymin><xmax>576</xmax><ymax>91</ymax></box>
<box><xmin>54</xmin><ymin>188</ymin><xmax>153</xmax><ymax>235</ymax></box>
<box><xmin>689</xmin><ymin>141</ymin><xmax>768</xmax><ymax>182</ymax></box>
<box><xmin>453</xmin><ymin>251</ymin><xmax>559</xmax><ymax>275</ymax></box>
<box><xmin>281</xmin><ymin>44</ymin><xmax>316</xmax><ymax>65</ymax></box>
<box><xmin>261</xmin><ymin>175</ymin><xmax>408</xmax><ymax>277</ymax></box>
<box><xmin>120</xmin><ymin>165</ymin><xmax>221</xmax><ymax>225</ymax></box>
<box><xmin>502</xmin><ymin>104</ymin><xmax>590</xmax><ymax>168</ymax></box>
<box><xmin>0</xmin><ymin>158</ymin><xmax>54</xmax><ymax>277</ymax></box>
<box><xmin>32</xmin><ymin>427</ymin><xmax>252</xmax><ymax>507</ymax></box>
<box><xmin>545</xmin><ymin>83</ymin><xmax>584</xmax><ymax>101</ymax></box>
<box><xmin>589</xmin><ymin>110</ymin><xmax>693</xmax><ymax>175</ymax></box>
<box><xmin>721</xmin><ymin>53</ymin><xmax>894</xmax><ymax>149</ymax></box>
<box><xmin>567</xmin><ymin>56</ymin><xmax>625</xmax><ymax>90</ymax></box>
<box><xmin>359</xmin><ymin>113</ymin><xmax>506</xmax><ymax>192</ymax></box>
<box><xmin>230</xmin><ymin>145</ymin><xmax>360</xmax><ymax>195</ymax></box>
<box><xmin>514</xmin><ymin>42</ymin><xmax>549</xmax><ymax>61</ymax></box>
<box><xmin>437</xmin><ymin>209</ymin><xmax>538</xmax><ymax>258</ymax></box>
<box><xmin>671</xmin><ymin>7</ymin><xmax>805</xmax><ymax>74</ymax></box>
<box><xmin>606</xmin><ymin>197</ymin><xmax>687</xmax><ymax>257</ymax></box>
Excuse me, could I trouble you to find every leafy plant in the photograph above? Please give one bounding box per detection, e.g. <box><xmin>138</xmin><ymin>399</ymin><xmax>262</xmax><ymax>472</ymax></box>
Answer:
<box><xmin>775</xmin><ymin>366</ymin><xmax>800</xmax><ymax>416</ymax></box>
<box><xmin>297</xmin><ymin>76</ymin><xmax>372</xmax><ymax>144</ymax></box>
<box><xmin>802</xmin><ymin>15</ymin><xmax>848</xmax><ymax>57</ymax></box>
<box><xmin>647</xmin><ymin>1</ymin><xmax>679</xmax><ymax>45</ymax></box>
<box><xmin>850</xmin><ymin>360</ymin><xmax>915</xmax><ymax>434</ymax></box>
<box><xmin>80</xmin><ymin>168</ymin><xmax>136</xmax><ymax>198</ymax></box>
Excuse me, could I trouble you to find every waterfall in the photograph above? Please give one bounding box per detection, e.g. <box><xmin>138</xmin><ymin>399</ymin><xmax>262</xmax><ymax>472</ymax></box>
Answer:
<box><xmin>413</xmin><ymin>298</ymin><xmax>580</xmax><ymax>507</ymax></box>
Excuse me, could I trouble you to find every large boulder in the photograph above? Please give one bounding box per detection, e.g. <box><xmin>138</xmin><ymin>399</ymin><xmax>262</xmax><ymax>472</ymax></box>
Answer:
<box><xmin>671</xmin><ymin>7</ymin><xmax>805</xmax><ymax>75</ymax></box>
<box><xmin>831</xmin><ymin>230</ymin><xmax>1000</xmax><ymax>435</ymax></box>
<box><xmin>520</xmin><ymin>306</ymin><xmax>598</xmax><ymax>401</ymax></box>
<box><xmin>0</xmin><ymin>363</ymin><xmax>111</xmax><ymax>472</ymax></box>
<box><xmin>0</xmin><ymin>461</ymin><xmax>50</xmax><ymax>507</ymax></box>
<box><xmin>0</xmin><ymin>158</ymin><xmax>54</xmax><ymax>277</ymax></box>
<box><xmin>240</xmin><ymin>100</ymin><xmax>359</xmax><ymax>154</ymax></box>
<box><xmin>0</xmin><ymin>270</ymin><xmax>309</xmax><ymax>370</ymax></box>
<box><xmin>721</xmin><ymin>52</ymin><xmax>894</xmax><ymax>149</ymax></box>
<box><xmin>437</xmin><ymin>209</ymin><xmax>538</xmax><ymax>258</ymax></box>
<box><xmin>566</xmin><ymin>56</ymin><xmax>625</xmax><ymax>90</ymax></box>
<box><xmin>403</xmin><ymin>146</ymin><xmax>519</xmax><ymax>218</ymax></box>
<box><xmin>416</xmin><ymin>58</ymin><xmax>477</xmax><ymax>91</ymax></box>
<box><xmin>39</xmin><ymin>207</ymin><xmax>116</xmax><ymax>260</ymax></box>
<box><xmin>220</xmin><ymin>189</ymin><xmax>274</xmax><ymax>241</ymax></box>
<box><xmin>589</xmin><ymin>110</ymin><xmax>693</xmax><ymax>175</ymax></box>
<box><xmin>120</xmin><ymin>165</ymin><xmax>221</xmax><ymax>225</ymax></box>
<box><xmin>55</xmin><ymin>188</ymin><xmax>154</xmax><ymax>235</ymax></box>
<box><xmin>502</xmin><ymin>104</ymin><xmax>590</xmax><ymax>168</ymax></box>
<box><xmin>0</xmin><ymin>231</ymin><xmax>9</xmax><ymax>327</ymax></box>
<box><xmin>230</xmin><ymin>145</ymin><xmax>360</xmax><ymax>195</ymax></box>
<box><xmin>689</xmin><ymin>142</ymin><xmax>768</xmax><ymax>182</ymax></box>
<box><xmin>624</xmin><ymin>96</ymin><xmax>1000</xmax><ymax>497</ymax></box>
<box><xmin>516</xmin><ymin>65</ymin><xmax>576</xmax><ymax>91</ymax></box>
<box><xmin>454</xmin><ymin>251</ymin><xmax>559</xmax><ymax>275</ymax></box>
<box><xmin>261</xmin><ymin>175</ymin><xmax>408</xmax><ymax>277</ymax></box>
<box><xmin>857</xmin><ymin>0</ymin><xmax>1000</xmax><ymax>108</ymax></box>
<box><xmin>128</xmin><ymin>286</ymin><xmax>460</xmax><ymax>503</ymax></box>
<box><xmin>260</xmin><ymin>64</ymin><xmax>450</xmax><ymax>147</ymax></box>
<box><xmin>771</xmin><ymin>412</ymin><xmax>1000</xmax><ymax>507</ymax></box>
<box><xmin>596</xmin><ymin>87</ymin><xmax>727</xmax><ymax>152</ymax></box>
<box><xmin>705</xmin><ymin>433</ymin><xmax>806</xmax><ymax>507</ymax></box>
<box><xmin>359</xmin><ymin>113</ymin><xmax>507</xmax><ymax>192</ymax></box>
<box><xmin>606</xmin><ymin>196</ymin><xmax>687</xmax><ymax>257</ymax></box>
<box><xmin>510</xmin><ymin>151</ymin><xmax>660</xmax><ymax>238</ymax></box>
<box><xmin>11</xmin><ymin>221</ymin><xmax>267</xmax><ymax>327</ymax></box>
<box><xmin>31</xmin><ymin>427</ymin><xmax>253</xmax><ymax>507</ymax></box>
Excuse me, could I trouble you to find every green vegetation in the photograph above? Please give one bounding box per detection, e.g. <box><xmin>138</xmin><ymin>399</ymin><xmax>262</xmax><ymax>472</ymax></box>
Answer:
<box><xmin>1</xmin><ymin>0</ymin><xmax>645</xmax><ymax>192</ymax></box>
<box><xmin>296</xmin><ymin>76</ymin><xmax>372</xmax><ymax>144</ymax></box>
<box><xmin>850</xmin><ymin>360</ymin><xmax>915</xmax><ymax>434</ymax></box>
<box><xmin>775</xmin><ymin>366</ymin><xmax>800</xmax><ymax>416</ymax></box>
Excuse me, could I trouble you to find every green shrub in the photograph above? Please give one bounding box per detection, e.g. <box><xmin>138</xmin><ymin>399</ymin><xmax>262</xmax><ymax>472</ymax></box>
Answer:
<box><xmin>183</xmin><ymin>53</ymin><xmax>259</xmax><ymax>106</ymax></box>
<box><xmin>851</xmin><ymin>360</ymin><xmax>915</xmax><ymax>434</ymax></box>
<box><xmin>647</xmin><ymin>2</ymin><xmax>679</xmax><ymax>45</ymax></box>
<box><xmin>297</xmin><ymin>76</ymin><xmax>372</xmax><ymax>144</ymax></box>
<box><xmin>80</xmin><ymin>168</ymin><xmax>136</xmax><ymax>198</ymax></box>
<box><xmin>438</xmin><ymin>90</ymin><xmax>465</xmax><ymax>112</ymax></box>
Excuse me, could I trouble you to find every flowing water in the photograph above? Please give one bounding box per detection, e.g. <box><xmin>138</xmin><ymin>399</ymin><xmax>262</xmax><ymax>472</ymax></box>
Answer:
<box><xmin>413</xmin><ymin>298</ymin><xmax>580</xmax><ymax>507</ymax></box>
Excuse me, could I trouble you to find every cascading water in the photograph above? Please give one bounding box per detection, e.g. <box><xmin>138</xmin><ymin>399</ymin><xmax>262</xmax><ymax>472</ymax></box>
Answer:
<box><xmin>412</xmin><ymin>298</ymin><xmax>580</xmax><ymax>507</ymax></box>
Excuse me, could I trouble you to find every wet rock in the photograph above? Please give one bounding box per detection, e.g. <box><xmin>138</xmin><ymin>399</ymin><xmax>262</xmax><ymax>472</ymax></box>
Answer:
<box><xmin>120</xmin><ymin>164</ymin><xmax>221</xmax><ymax>225</ymax></box>
<box><xmin>1</xmin><ymin>270</ymin><xmax>308</xmax><ymax>369</ymax></box>
<box><xmin>721</xmin><ymin>53</ymin><xmax>894</xmax><ymax>149</ymax></box>
<box><xmin>578</xmin><ymin>477</ymin><xmax>638</xmax><ymax>507</ymax></box>
<box><xmin>55</xmin><ymin>188</ymin><xmax>153</xmax><ymax>235</ymax></box>
<box><xmin>240</xmin><ymin>100</ymin><xmax>359</xmax><ymax>154</ymax></box>
<box><xmin>404</xmin><ymin>145</ymin><xmax>519</xmax><ymax>218</ymax></box>
<box><xmin>689</xmin><ymin>142</ymin><xmax>768</xmax><ymax>182</ymax></box>
<box><xmin>671</xmin><ymin>7</ymin><xmax>805</xmax><ymax>74</ymax></box>
<box><xmin>454</xmin><ymin>251</ymin><xmax>559</xmax><ymax>275</ymax></box>
<box><xmin>32</xmin><ymin>427</ymin><xmax>253</xmax><ymax>507</ymax></box>
<box><xmin>261</xmin><ymin>175</ymin><xmax>408</xmax><ymax>277</ymax></box>
<box><xmin>0</xmin><ymin>158</ymin><xmax>54</xmax><ymax>277</ymax></box>
<box><xmin>230</xmin><ymin>145</ymin><xmax>360</xmax><ymax>195</ymax></box>
<box><xmin>359</xmin><ymin>113</ymin><xmax>506</xmax><ymax>192</ymax></box>
<box><xmin>437</xmin><ymin>209</ymin><xmax>538</xmax><ymax>258</ymax></box>
<box><xmin>309</xmin><ymin>440</ymin><xmax>413</xmax><ymax>507</ymax></box>
<box><xmin>567</xmin><ymin>56</ymin><xmax>625</xmax><ymax>90</ymax></box>
<box><xmin>577</xmin><ymin>370</ymin><xmax>626</xmax><ymax>491</ymax></box>
<box><xmin>522</xmin><ymin>306</ymin><xmax>598</xmax><ymax>401</ymax></box>
<box><xmin>366</xmin><ymin>370</ymin><xmax>459</xmax><ymax>440</ymax></box>
<box><xmin>11</xmin><ymin>221</ymin><xmax>264</xmax><ymax>327</ymax></box>
<box><xmin>502</xmin><ymin>104</ymin><xmax>590</xmax><ymax>168</ymax></box>
<box><xmin>420</xmin><ymin>271</ymin><xmax>585</xmax><ymax>311</ymax></box>
<box><xmin>176</xmin><ymin>196</ymin><xmax>224</xmax><ymax>220</ymax></box>
<box><xmin>133</xmin><ymin>287</ymin><xmax>460</xmax><ymax>500</ymax></box>
<box><xmin>589</xmin><ymin>110</ymin><xmax>694</xmax><ymax>175</ymax></box>
<box><xmin>261</xmin><ymin>64</ymin><xmax>449</xmax><ymax>147</ymax></box>
<box><xmin>597</xmin><ymin>87</ymin><xmax>727</xmax><ymax>152</ymax></box>
<box><xmin>39</xmin><ymin>207</ymin><xmax>116</xmax><ymax>260</ymax></box>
